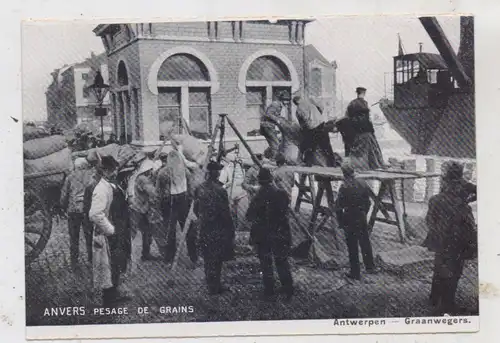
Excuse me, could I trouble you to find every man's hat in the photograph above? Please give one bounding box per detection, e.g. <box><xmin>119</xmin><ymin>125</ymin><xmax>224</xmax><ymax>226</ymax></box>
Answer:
<box><xmin>158</xmin><ymin>151</ymin><xmax>169</xmax><ymax>161</ymax></box>
<box><xmin>100</xmin><ymin>155</ymin><xmax>119</xmax><ymax>171</ymax></box>
<box><xmin>356</xmin><ymin>87</ymin><xmax>367</xmax><ymax>93</ymax></box>
<box><xmin>258</xmin><ymin>167</ymin><xmax>273</xmax><ymax>184</ymax></box>
<box><xmin>207</xmin><ymin>161</ymin><xmax>224</xmax><ymax>171</ymax></box>
<box><xmin>443</xmin><ymin>161</ymin><xmax>464</xmax><ymax>181</ymax></box>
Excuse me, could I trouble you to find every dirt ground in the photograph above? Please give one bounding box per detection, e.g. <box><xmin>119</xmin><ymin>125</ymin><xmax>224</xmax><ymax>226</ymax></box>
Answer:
<box><xmin>25</xmin><ymin>202</ymin><xmax>479</xmax><ymax>326</ymax></box>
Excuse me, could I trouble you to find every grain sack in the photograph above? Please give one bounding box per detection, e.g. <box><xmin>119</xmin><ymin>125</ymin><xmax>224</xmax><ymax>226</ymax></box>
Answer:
<box><xmin>23</xmin><ymin>135</ymin><xmax>68</xmax><ymax>160</ymax></box>
<box><xmin>171</xmin><ymin>134</ymin><xmax>207</xmax><ymax>165</ymax></box>
<box><xmin>24</xmin><ymin>148</ymin><xmax>72</xmax><ymax>189</ymax></box>
<box><xmin>23</xmin><ymin>127</ymin><xmax>50</xmax><ymax>142</ymax></box>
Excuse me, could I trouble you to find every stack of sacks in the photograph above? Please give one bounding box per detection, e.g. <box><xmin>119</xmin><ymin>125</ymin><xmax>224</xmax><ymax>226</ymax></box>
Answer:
<box><xmin>23</xmin><ymin>126</ymin><xmax>50</xmax><ymax>142</ymax></box>
<box><xmin>85</xmin><ymin>144</ymin><xmax>138</xmax><ymax>169</ymax></box>
<box><xmin>24</xmin><ymin>135</ymin><xmax>72</xmax><ymax>189</ymax></box>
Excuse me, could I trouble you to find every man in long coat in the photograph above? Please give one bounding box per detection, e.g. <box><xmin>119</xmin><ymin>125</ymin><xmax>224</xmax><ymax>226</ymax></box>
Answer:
<box><xmin>246</xmin><ymin>168</ymin><xmax>294</xmax><ymax>301</ymax></box>
<box><xmin>194</xmin><ymin>161</ymin><xmax>235</xmax><ymax>295</ymax></box>
<box><xmin>423</xmin><ymin>161</ymin><xmax>477</xmax><ymax>315</ymax></box>
<box><xmin>88</xmin><ymin>156</ymin><xmax>130</xmax><ymax>306</ymax></box>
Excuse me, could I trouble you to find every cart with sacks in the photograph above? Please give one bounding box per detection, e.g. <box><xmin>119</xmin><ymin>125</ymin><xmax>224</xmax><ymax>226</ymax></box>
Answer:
<box><xmin>23</xmin><ymin>125</ymin><xmax>141</xmax><ymax>265</ymax></box>
<box><xmin>23</xmin><ymin>127</ymin><xmax>74</xmax><ymax>265</ymax></box>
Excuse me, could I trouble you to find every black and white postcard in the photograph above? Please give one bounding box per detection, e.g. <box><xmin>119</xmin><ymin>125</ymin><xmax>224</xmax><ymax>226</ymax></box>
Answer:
<box><xmin>21</xmin><ymin>14</ymin><xmax>481</xmax><ymax>340</ymax></box>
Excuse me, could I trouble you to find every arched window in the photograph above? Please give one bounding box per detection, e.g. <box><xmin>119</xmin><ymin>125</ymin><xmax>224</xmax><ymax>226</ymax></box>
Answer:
<box><xmin>244</xmin><ymin>56</ymin><xmax>292</xmax><ymax>136</ymax></box>
<box><xmin>117</xmin><ymin>61</ymin><xmax>129</xmax><ymax>87</ymax></box>
<box><xmin>114</xmin><ymin>61</ymin><xmax>133</xmax><ymax>143</ymax></box>
<box><xmin>157</xmin><ymin>53</ymin><xmax>212</xmax><ymax>140</ymax></box>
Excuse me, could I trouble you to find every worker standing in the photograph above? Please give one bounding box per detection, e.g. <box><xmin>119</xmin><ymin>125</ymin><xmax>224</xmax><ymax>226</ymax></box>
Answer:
<box><xmin>423</xmin><ymin>162</ymin><xmax>477</xmax><ymax>315</ymax></box>
<box><xmin>246</xmin><ymin>168</ymin><xmax>294</xmax><ymax>301</ymax></box>
<box><xmin>335</xmin><ymin>162</ymin><xmax>377</xmax><ymax>280</ymax></box>
<box><xmin>194</xmin><ymin>161</ymin><xmax>236</xmax><ymax>295</ymax></box>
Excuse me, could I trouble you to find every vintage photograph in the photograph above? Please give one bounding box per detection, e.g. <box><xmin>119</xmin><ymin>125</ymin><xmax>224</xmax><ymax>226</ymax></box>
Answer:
<box><xmin>22</xmin><ymin>16</ymin><xmax>478</xmax><ymax>337</ymax></box>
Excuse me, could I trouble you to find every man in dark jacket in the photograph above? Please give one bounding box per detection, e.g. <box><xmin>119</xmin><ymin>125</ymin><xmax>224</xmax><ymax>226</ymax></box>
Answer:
<box><xmin>423</xmin><ymin>161</ymin><xmax>477</xmax><ymax>315</ymax></box>
<box><xmin>335</xmin><ymin>162</ymin><xmax>376</xmax><ymax>280</ymax></box>
<box><xmin>194</xmin><ymin>161</ymin><xmax>236</xmax><ymax>295</ymax></box>
<box><xmin>246</xmin><ymin>168</ymin><xmax>294</xmax><ymax>301</ymax></box>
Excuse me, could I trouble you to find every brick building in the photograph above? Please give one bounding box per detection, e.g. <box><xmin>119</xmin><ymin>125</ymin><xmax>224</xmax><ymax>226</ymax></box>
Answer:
<box><xmin>93</xmin><ymin>20</ymin><xmax>337</xmax><ymax>147</ymax></box>
<box><xmin>46</xmin><ymin>52</ymin><xmax>112</xmax><ymax>131</ymax></box>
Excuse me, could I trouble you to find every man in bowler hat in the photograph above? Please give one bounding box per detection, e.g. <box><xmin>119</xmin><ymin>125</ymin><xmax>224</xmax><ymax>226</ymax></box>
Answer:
<box><xmin>246</xmin><ymin>168</ymin><xmax>294</xmax><ymax>301</ymax></box>
<box><xmin>194</xmin><ymin>161</ymin><xmax>236</xmax><ymax>295</ymax></box>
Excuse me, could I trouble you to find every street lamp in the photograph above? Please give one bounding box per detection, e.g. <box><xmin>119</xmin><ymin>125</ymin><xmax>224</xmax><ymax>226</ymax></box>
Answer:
<box><xmin>86</xmin><ymin>70</ymin><xmax>110</xmax><ymax>139</ymax></box>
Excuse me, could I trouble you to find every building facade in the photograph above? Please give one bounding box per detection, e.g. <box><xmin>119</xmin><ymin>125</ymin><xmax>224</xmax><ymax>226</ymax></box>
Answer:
<box><xmin>94</xmin><ymin>21</ymin><xmax>337</xmax><ymax>146</ymax></box>
<box><xmin>46</xmin><ymin>52</ymin><xmax>112</xmax><ymax>132</ymax></box>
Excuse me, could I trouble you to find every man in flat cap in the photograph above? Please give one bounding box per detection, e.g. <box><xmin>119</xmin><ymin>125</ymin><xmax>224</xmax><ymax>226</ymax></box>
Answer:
<box><xmin>335</xmin><ymin>161</ymin><xmax>377</xmax><ymax>280</ymax></box>
<box><xmin>343</xmin><ymin>87</ymin><xmax>385</xmax><ymax>170</ymax></box>
<box><xmin>423</xmin><ymin>161</ymin><xmax>477</xmax><ymax>315</ymax></box>
<box><xmin>246</xmin><ymin>168</ymin><xmax>294</xmax><ymax>301</ymax></box>
<box><xmin>194</xmin><ymin>161</ymin><xmax>235</xmax><ymax>295</ymax></box>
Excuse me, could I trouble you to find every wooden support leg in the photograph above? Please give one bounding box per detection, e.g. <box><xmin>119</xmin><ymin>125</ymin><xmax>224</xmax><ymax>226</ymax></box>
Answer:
<box><xmin>368</xmin><ymin>181</ymin><xmax>388</xmax><ymax>232</ymax></box>
<box><xmin>388</xmin><ymin>180</ymin><xmax>407</xmax><ymax>243</ymax></box>
<box><xmin>309</xmin><ymin>183</ymin><xmax>325</xmax><ymax>231</ymax></box>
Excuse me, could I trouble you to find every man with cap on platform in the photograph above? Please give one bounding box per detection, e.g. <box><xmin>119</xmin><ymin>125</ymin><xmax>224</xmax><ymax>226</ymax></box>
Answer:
<box><xmin>423</xmin><ymin>161</ymin><xmax>477</xmax><ymax>315</ymax></box>
<box><xmin>343</xmin><ymin>87</ymin><xmax>384</xmax><ymax>170</ymax></box>
<box><xmin>335</xmin><ymin>161</ymin><xmax>377</xmax><ymax>280</ymax></box>
<box><xmin>292</xmin><ymin>95</ymin><xmax>338</xmax><ymax>167</ymax></box>
<box><xmin>194</xmin><ymin>161</ymin><xmax>236</xmax><ymax>295</ymax></box>
<box><xmin>246</xmin><ymin>168</ymin><xmax>294</xmax><ymax>301</ymax></box>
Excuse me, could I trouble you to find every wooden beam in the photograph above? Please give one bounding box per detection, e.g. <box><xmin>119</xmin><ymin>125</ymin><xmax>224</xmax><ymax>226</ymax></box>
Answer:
<box><xmin>419</xmin><ymin>17</ymin><xmax>472</xmax><ymax>88</ymax></box>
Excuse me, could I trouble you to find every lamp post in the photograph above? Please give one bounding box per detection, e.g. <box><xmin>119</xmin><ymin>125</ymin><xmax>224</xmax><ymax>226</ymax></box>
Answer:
<box><xmin>86</xmin><ymin>70</ymin><xmax>110</xmax><ymax>140</ymax></box>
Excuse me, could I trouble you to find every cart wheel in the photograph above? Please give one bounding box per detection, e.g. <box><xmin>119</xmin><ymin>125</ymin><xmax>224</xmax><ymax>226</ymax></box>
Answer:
<box><xmin>24</xmin><ymin>190</ymin><xmax>52</xmax><ymax>265</ymax></box>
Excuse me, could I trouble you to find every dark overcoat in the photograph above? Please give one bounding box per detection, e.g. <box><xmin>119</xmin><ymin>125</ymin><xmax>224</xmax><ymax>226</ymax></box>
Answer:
<box><xmin>194</xmin><ymin>179</ymin><xmax>236</xmax><ymax>261</ymax></box>
<box><xmin>246</xmin><ymin>185</ymin><xmax>291</xmax><ymax>253</ymax></box>
<box><xmin>423</xmin><ymin>186</ymin><xmax>477</xmax><ymax>260</ymax></box>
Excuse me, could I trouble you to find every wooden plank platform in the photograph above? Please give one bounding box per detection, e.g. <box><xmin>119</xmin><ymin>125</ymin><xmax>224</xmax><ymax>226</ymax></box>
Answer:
<box><xmin>280</xmin><ymin>166</ymin><xmax>441</xmax><ymax>181</ymax></box>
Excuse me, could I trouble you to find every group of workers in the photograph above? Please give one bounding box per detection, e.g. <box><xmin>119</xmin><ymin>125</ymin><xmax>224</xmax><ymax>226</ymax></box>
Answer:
<box><xmin>57</xmin><ymin>86</ymin><xmax>477</xmax><ymax>315</ymax></box>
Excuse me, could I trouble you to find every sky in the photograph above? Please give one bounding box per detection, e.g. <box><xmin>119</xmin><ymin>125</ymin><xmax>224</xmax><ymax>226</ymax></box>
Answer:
<box><xmin>21</xmin><ymin>16</ymin><xmax>460</xmax><ymax>121</ymax></box>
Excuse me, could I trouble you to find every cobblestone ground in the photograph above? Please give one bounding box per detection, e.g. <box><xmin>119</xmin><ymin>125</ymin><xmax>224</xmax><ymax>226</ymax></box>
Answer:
<box><xmin>25</xmin><ymin>203</ymin><xmax>479</xmax><ymax>326</ymax></box>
